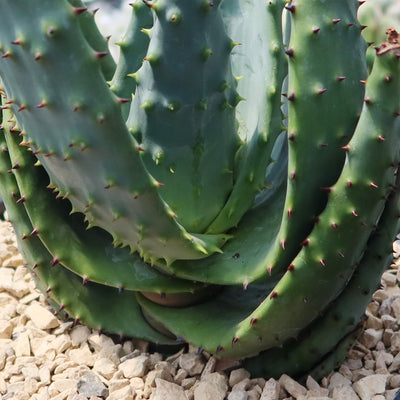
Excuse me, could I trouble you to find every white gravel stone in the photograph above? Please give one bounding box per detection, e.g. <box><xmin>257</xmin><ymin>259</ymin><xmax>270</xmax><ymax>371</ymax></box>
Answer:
<box><xmin>49</xmin><ymin>334</ymin><xmax>72</xmax><ymax>354</ymax></box>
<box><xmin>25</xmin><ymin>302</ymin><xmax>60</xmax><ymax>330</ymax></box>
<box><xmin>229</xmin><ymin>368</ymin><xmax>251</xmax><ymax>387</ymax></box>
<box><xmin>39</xmin><ymin>365</ymin><xmax>51</xmax><ymax>386</ymax></box>
<box><xmin>150</xmin><ymin>378</ymin><xmax>188</xmax><ymax>400</ymax></box>
<box><xmin>0</xmin><ymin>320</ymin><xmax>13</xmax><ymax>339</ymax></box>
<box><xmin>279</xmin><ymin>374</ymin><xmax>307</xmax><ymax>398</ymax></box>
<box><xmin>119</xmin><ymin>354</ymin><xmax>149</xmax><ymax>378</ymax></box>
<box><xmin>382</xmin><ymin>270</ymin><xmax>397</xmax><ymax>286</ymax></box>
<box><xmin>331</xmin><ymin>385</ymin><xmax>360</xmax><ymax>400</ymax></box>
<box><xmin>88</xmin><ymin>332</ymin><xmax>115</xmax><ymax>351</ymax></box>
<box><xmin>353</xmin><ymin>374</ymin><xmax>388</xmax><ymax>400</ymax></box>
<box><xmin>194</xmin><ymin>372</ymin><xmax>228</xmax><ymax>400</ymax></box>
<box><xmin>179</xmin><ymin>353</ymin><xmax>205</xmax><ymax>376</ymax></box>
<box><xmin>201</xmin><ymin>356</ymin><xmax>216</xmax><ymax>377</ymax></box>
<box><xmin>107</xmin><ymin>385</ymin><xmax>133</xmax><ymax>400</ymax></box>
<box><xmin>13</xmin><ymin>331</ymin><xmax>31</xmax><ymax>357</ymax></box>
<box><xmin>48</xmin><ymin>378</ymin><xmax>78</xmax><ymax>396</ymax></box>
<box><xmin>69</xmin><ymin>325</ymin><xmax>91</xmax><ymax>347</ymax></box>
<box><xmin>93</xmin><ymin>357</ymin><xmax>117</xmax><ymax>380</ymax></box>
<box><xmin>361</xmin><ymin>329</ymin><xmax>384</xmax><ymax>349</ymax></box>
<box><xmin>228</xmin><ymin>390</ymin><xmax>248</xmax><ymax>400</ymax></box>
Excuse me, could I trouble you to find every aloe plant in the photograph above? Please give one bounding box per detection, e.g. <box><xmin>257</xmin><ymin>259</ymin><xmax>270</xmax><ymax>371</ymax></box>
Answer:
<box><xmin>0</xmin><ymin>0</ymin><xmax>400</xmax><ymax>380</ymax></box>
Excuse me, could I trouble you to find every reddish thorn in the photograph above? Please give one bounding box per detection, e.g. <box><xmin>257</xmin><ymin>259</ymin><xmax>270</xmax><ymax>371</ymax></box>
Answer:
<box><xmin>242</xmin><ymin>281</ymin><xmax>249</xmax><ymax>290</ymax></box>
<box><xmin>301</xmin><ymin>239</ymin><xmax>310</xmax><ymax>246</ymax></box>
<box><xmin>36</xmin><ymin>100</ymin><xmax>47</xmax><ymax>108</ymax></box>
<box><xmin>370</xmin><ymin>182</ymin><xmax>378</xmax><ymax>189</ymax></box>
<box><xmin>17</xmin><ymin>104</ymin><xmax>26</xmax><ymax>112</ymax></box>
<box><xmin>331</xmin><ymin>222</ymin><xmax>338</xmax><ymax>229</ymax></box>
<box><xmin>337</xmin><ymin>76</ymin><xmax>346</xmax><ymax>81</ymax></box>
<box><xmin>29</xmin><ymin>228</ymin><xmax>39</xmax><ymax>237</ymax></box>
<box><xmin>50</xmin><ymin>257</ymin><xmax>59</xmax><ymax>267</ymax></box>
<box><xmin>21</xmin><ymin>234</ymin><xmax>27</xmax><ymax>240</ymax></box>
<box><xmin>137</xmin><ymin>146</ymin><xmax>145</xmax><ymax>152</ymax></box>
<box><xmin>346</xmin><ymin>181</ymin><xmax>353</xmax><ymax>188</ymax></box>
<box><xmin>94</xmin><ymin>51</ymin><xmax>109</xmax><ymax>59</ymax></box>
<box><xmin>74</xmin><ymin>317</ymin><xmax>80</xmax><ymax>326</ymax></box>
<box><xmin>56</xmin><ymin>304</ymin><xmax>65</xmax><ymax>314</ymax></box>
<box><xmin>312</xmin><ymin>27</ymin><xmax>320</xmax><ymax>34</ymax></box>
<box><xmin>364</xmin><ymin>97</ymin><xmax>371</xmax><ymax>104</ymax></box>
<box><xmin>16</xmin><ymin>196</ymin><xmax>25</xmax><ymax>204</ymax></box>
<box><xmin>287</xmin><ymin>92</ymin><xmax>295</xmax><ymax>101</ymax></box>
<box><xmin>287</xmin><ymin>208</ymin><xmax>292</xmax><ymax>218</ymax></box>
<box><xmin>32</xmin><ymin>263</ymin><xmax>38</xmax><ymax>270</ymax></box>
<box><xmin>352</xmin><ymin>210</ymin><xmax>358</xmax><ymax>217</ymax></box>
<box><xmin>341</xmin><ymin>145</ymin><xmax>350</xmax><ymax>152</ymax></box>
<box><xmin>232</xmin><ymin>337</ymin><xmax>239</xmax><ymax>345</ymax></box>
<box><xmin>11</xmin><ymin>40</ymin><xmax>21</xmax><ymax>45</ymax></box>
<box><xmin>360</xmin><ymin>25</ymin><xmax>367</xmax><ymax>31</ymax></box>
<box><xmin>2</xmin><ymin>51</ymin><xmax>11</xmax><ymax>58</ymax></box>
<box><xmin>46</xmin><ymin>286</ymin><xmax>52</xmax><ymax>293</ymax></box>
<box><xmin>287</xmin><ymin>264</ymin><xmax>295</xmax><ymax>271</ymax></box>
<box><xmin>377</xmin><ymin>135</ymin><xmax>385</xmax><ymax>142</ymax></box>
<box><xmin>250</xmin><ymin>318</ymin><xmax>258</xmax><ymax>327</ymax></box>
<box><xmin>367</xmin><ymin>41</ymin><xmax>374</xmax><ymax>47</ymax></box>
<box><xmin>5</xmin><ymin>99</ymin><xmax>14</xmax><ymax>105</ymax></box>
<box><xmin>156</xmin><ymin>181</ymin><xmax>165</xmax><ymax>187</ymax></box>
<box><xmin>280</xmin><ymin>239</ymin><xmax>286</xmax><ymax>250</ymax></box>
<box><xmin>332</xmin><ymin>18</ymin><xmax>341</xmax><ymax>24</ymax></box>
<box><xmin>270</xmin><ymin>291</ymin><xmax>278</xmax><ymax>299</ymax></box>
<box><xmin>319</xmin><ymin>259</ymin><xmax>326</xmax><ymax>266</ymax></box>
<box><xmin>82</xmin><ymin>276</ymin><xmax>88</xmax><ymax>286</ymax></box>
<box><xmin>12</xmin><ymin>163</ymin><xmax>19</xmax><ymax>170</ymax></box>
<box><xmin>73</xmin><ymin>6</ymin><xmax>88</xmax><ymax>15</ymax></box>
<box><xmin>44</xmin><ymin>152</ymin><xmax>53</xmax><ymax>157</ymax></box>
<box><xmin>321</xmin><ymin>187</ymin><xmax>331</xmax><ymax>193</ymax></box>
<box><xmin>285</xmin><ymin>48</ymin><xmax>294</xmax><ymax>58</ymax></box>
<box><xmin>360</xmin><ymin>79</ymin><xmax>366</xmax><ymax>85</ymax></box>
<box><xmin>312</xmin><ymin>216</ymin><xmax>320</xmax><ymax>224</ymax></box>
<box><xmin>35</xmin><ymin>53</ymin><xmax>42</xmax><ymax>61</ymax></box>
<box><xmin>216</xmin><ymin>345</ymin><xmax>223</xmax><ymax>353</ymax></box>
<box><xmin>104</xmin><ymin>184</ymin><xmax>111</xmax><ymax>189</ymax></box>
<box><xmin>268</xmin><ymin>266</ymin><xmax>273</xmax><ymax>276</ymax></box>
<box><xmin>142</xmin><ymin>0</ymin><xmax>154</xmax><ymax>8</ymax></box>
<box><xmin>117</xmin><ymin>97</ymin><xmax>131</xmax><ymax>104</ymax></box>
<box><xmin>73</xmin><ymin>105</ymin><xmax>79</xmax><ymax>112</ymax></box>
<box><xmin>317</xmin><ymin>88</ymin><xmax>327</xmax><ymax>95</ymax></box>
<box><xmin>290</xmin><ymin>171</ymin><xmax>296</xmax><ymax>180</ymax></box>
<box><xmin>285</xmin><ymin>4</ymin><xmax>295</xmax><ymax>13</ymax></box>
<box><xmin>288</xmin><ymin>133</ymin><xmax>295</xmax><ymax>141</ymax></box>
<box><xmin>385</xmin><ymin>75</ymin><xmax>392</xmax><ymax>82</ymax></box>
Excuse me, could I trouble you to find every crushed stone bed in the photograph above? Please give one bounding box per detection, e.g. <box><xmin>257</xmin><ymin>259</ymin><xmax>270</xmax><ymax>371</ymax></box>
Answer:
<box><xmin>1</xmin><ymin>218</ymin><xmax>400</xmax><ymax>400</ymax></box>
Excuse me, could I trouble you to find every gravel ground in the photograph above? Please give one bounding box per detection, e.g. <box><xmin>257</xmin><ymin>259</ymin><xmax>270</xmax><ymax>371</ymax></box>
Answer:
<box><xmin>1</xmin><ymin>219</ymin><xmax>400</xmax><ymax>400</ymax></box>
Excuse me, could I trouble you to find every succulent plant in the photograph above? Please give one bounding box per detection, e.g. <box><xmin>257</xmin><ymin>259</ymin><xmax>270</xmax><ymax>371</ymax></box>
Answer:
<box><xmin>359</xmin><ymin>0</ymin><xmax>400</xmax><ymax>70</ymax></box>
<box><xmin>0</xmin><ymin>0</ymin><xmax>400</xmax><ymax>380</ymax></box>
